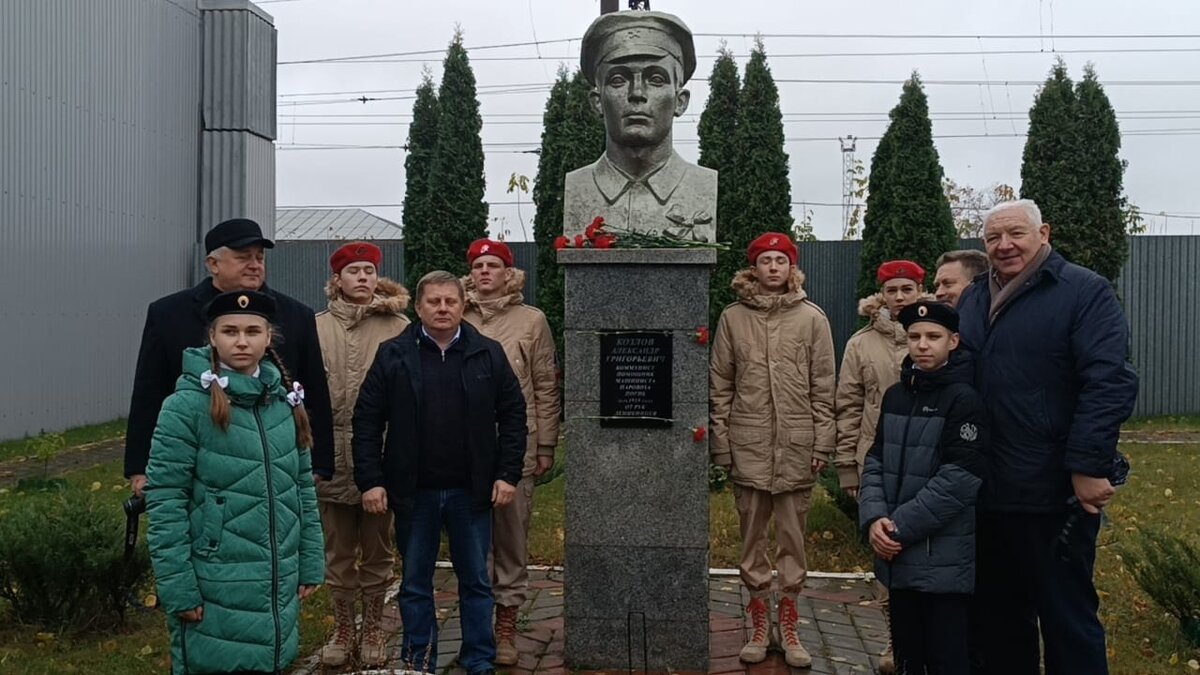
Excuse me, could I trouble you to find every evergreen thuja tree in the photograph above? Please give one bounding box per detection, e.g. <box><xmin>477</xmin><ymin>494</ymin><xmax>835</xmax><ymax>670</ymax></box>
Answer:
<box><xmin>857</xmin><ymin>74</ymin><xmax>956</xmax><ymax>299</ymax></box>
<box><xmin>532</xmin><ymin>68</ymin><xmax>604</xmax><ymax>354</ymax></box>
<box><xmin>698</xmin><ymin>45</ymin><xmax>741</xmax><ymax>327</ymax></box>
<box><xmin>420</xmin><ymin>29</ymin><xmax>488</xmax><ymax>282</ymax></box>
<box><xmin>724</xmin><ymin>39</ymin><xmax>792</xmax><ymax>290</ymax></box>
<box><xmin>401</xmin><ymin>71</ymin><xmax>439</xmax><ymax>290</ymax></box>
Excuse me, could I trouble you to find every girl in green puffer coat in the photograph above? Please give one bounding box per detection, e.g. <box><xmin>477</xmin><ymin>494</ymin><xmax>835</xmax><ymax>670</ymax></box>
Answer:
<box><xmin>146</xmin><ymin>290</ymin><xmax>325</xmax><ymax>675</ymax></box>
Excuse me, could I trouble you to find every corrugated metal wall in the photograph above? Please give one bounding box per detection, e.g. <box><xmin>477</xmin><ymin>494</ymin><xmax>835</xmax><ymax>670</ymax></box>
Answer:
<box><xmin>268</xmin><ymin>241</ymin><xmax>539</xmax><ymax>312</ymax></box>
<box><xmin>1115</xmin><ymin>236</ymin><xmax>1200</xmax><ymax>416</ymax></box>
<box><xmin>273</xmin><ymin>237</ymin><xmax>1197</xmax><ymax>416</ymax></box>
<box><xmin>195</xmin><ymin>0</ymin><xmax>277</xmax><ymax>270</ymax></box>
<box><xmin>0</xmin><ymin>0</ymin><xmax>202</xmax><ymax>439</ymax></box>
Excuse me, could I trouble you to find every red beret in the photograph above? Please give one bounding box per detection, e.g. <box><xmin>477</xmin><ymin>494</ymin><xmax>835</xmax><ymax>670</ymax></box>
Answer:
<box><xmin>876</xmin><ymin>259</ymin><xmax>926</xmax><ymax>285</ymax></box>
<box><xmin>467</xmin><ymin>238</ymin><xmax>514</xmax><ymax>267</ymax></box>
<box><xmin>330</xmin><ymin>241</ymin><xmax>382</xmax><ymax>275</ymax></box>
<box><xmin>746</xmin><ymin>232</ymin><xmax>798</xmax><ymax>266</ymax></box>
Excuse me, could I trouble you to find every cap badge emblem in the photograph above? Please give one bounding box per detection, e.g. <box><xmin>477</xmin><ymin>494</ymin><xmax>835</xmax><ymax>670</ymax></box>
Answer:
<box><xmin>355</xmin><ymin>245</ymin><xmax>367</xmax><ymax>256</ymax></box>
<box><xmin>481</xmin><ymin>244</ymin><xmax>490</xmax><ymax>253</ymax></box>
<box><xmin>237</xmin><ymin>295</ymin><xmax>250</xmax><ymax>309</ymax></box>
<box><xmin>918</xmin><ymin>305</ymin><xmax>928</xmax><ymax>317</ymax></box>
<box><xmin>768</xmin><ymin>237</ymin><xmax>779</xmax><ymax>246</ymax></box>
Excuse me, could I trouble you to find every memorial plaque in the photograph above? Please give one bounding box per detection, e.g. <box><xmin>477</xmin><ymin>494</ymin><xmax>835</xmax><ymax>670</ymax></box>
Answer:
<box><xmin>599</xmin><ymin>331</ymin><xmax>672</xmax><ymax>427</ymax></box>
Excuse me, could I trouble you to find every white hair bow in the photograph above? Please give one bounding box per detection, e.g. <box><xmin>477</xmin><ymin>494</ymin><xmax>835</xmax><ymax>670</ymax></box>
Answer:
<box><xmin>286</xmin><ymin>382</ymin><xmax>305</xmax><ymax>408</ymax></box>
<box><xmin>200</xmin><ymin>370</ymin><xmax>229</xmax><ymax>390</ymax></box>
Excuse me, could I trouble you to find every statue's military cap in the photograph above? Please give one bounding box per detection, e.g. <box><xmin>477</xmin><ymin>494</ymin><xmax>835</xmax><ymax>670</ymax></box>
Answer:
<box><xmin>580</xmin><ymin>10</ymin><xmax>696</xmax><ymax>86</ymax></box>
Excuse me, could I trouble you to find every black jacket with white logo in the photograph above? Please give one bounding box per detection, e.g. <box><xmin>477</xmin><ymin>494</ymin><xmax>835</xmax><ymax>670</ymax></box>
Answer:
<box><xmin>858</xmin><ymin>350</ymin><xmax>990</xmax><ymax>594</ymax></box>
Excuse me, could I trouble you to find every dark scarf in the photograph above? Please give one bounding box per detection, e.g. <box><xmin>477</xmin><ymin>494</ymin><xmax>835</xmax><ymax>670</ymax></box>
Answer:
<box><xmin>989</xmin><ymin>243</ymin><xmax>1051</xmax><ymax>324</ymax></box>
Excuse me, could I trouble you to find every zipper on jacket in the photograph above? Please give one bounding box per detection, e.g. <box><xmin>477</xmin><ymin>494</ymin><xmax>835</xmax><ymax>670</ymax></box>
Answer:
<box><xmin>180</xmin><ymin>621</ymin><xmax>190</xmax><ymax>674</ymax></box>
<box><xmin>254</xmin><ymin>404</ymin><xmax>282</xmax><ymax>673</ymax></box>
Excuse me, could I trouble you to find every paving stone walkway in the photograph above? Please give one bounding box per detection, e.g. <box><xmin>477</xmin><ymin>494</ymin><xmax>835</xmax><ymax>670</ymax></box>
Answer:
<box><xmin>291</xmin><ymin>568</ymin><xmax>887</xmax><ymax>675</ymax></box>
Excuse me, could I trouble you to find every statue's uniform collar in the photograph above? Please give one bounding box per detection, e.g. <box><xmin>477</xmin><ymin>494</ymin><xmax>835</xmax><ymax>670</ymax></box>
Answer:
<box><xmin>593</xmin><ymin>151</ymin><xmax>688</xmax><ymax>205</ymax></box>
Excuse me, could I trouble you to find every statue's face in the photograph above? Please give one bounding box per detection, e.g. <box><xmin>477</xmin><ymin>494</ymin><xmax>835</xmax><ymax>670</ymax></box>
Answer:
<box><xmin>592</xmin><ymin>55</ymin><xmax>690</xmax><ymax>148</ymax></box>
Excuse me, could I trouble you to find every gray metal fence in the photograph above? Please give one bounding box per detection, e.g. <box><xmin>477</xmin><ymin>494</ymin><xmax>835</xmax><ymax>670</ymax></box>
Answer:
<box><xmin>268</xmin><ymin>240</ymin><xmax>539</xmax><ymax>311</ymax></box>
<box><xmin>269</xmin><ymin>236</ymin><xmax>1200</xmax><ymax>417</ymax></box>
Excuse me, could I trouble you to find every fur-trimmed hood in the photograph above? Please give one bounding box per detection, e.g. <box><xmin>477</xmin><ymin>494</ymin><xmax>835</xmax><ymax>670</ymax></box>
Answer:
<box><xmin>463</xmin><ymin>267</ymin><xmax>527</xmax><ymax>321</ymax></box>
<box><xmin>730</xmin><ymin>267</ymin><xmax>808</xmax><ymax>311</ymax></box>
<box><xmin>856</xmin><ymin>291</ymin><xmax>937</xmax><ymax>342</ymax></box>
<box><xmin>324</xmin><ymin>277</ymin><xmax>410</xmax><ymax>327</ymax></box>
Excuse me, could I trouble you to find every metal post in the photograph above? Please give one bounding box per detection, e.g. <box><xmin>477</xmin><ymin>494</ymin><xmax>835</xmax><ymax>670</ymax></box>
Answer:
<box><xmin>600</xmin><ymin>0</ymin><xmax>619</xmax><ymax>13</ymax></box>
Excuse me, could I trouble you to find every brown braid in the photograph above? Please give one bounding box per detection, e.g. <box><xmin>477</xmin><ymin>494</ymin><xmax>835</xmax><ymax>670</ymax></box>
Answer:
<box><xmin>208</xmin><ymin>347</ymin><xmax>232</xmax><ymax>431</ymax></box>
<box><xmin>266</xmin><ymin>346</ymin><xmax>314</xmax><ymax>450</ymax></box>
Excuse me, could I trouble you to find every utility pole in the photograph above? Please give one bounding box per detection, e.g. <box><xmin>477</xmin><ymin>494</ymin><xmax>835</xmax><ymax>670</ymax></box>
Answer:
<box><xmin>839</xmin><ymin>135</ymin><xmax>858</xmax><ymax>239</ymax></box>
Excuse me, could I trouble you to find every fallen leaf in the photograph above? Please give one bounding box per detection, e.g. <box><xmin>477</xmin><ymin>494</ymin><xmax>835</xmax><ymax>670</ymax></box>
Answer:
<box><xmin>1169</xmin><ymin>653</ymin><xmax>1179</xmax><ymax>665</ymax></box>
<box><xmin>33</xmin><ymin>632</ymin><xmax>55</xmax><ymax>644</ymax></box>
<box><xmin>1187</xmin><ymin>659</ymin><xmax>1199</xmax><ymax>670</ymax></box>
<box><xmin>137</xmin><ymin>645</ymin><xmax>154</xmax><ymax>658</ymax></box>
<box><xmin>821</xmin><ymin>531</ymin><xmax>835</xmax><ymax>540</ymax></box>
<box><xmin>90</xmin><ymin>481</ymin><xmax>102</xmax><ymax>492</ymax></box>
<box><xmin>1165</xmin><ymin>488</ymin><xmax>1174</xmax><ymax>498</ymax></box>
<box><xmin>144</xmin><ymin>594</ymin><xmax>157</xmax><ymax>608</ymax></box>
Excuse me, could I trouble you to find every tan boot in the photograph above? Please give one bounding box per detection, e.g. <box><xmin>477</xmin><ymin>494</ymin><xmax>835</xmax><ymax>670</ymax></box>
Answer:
<box><xmin>878</xmin><ymin>595</ymin><xmax>896</xmax><ymax>675</ymax></box>
<box><xmin>778</xmin><ymin>596</ymin><xmax>812</xmax><ymax>668</ymax></box>
<box><xmin>360</xmin><ymin>590</ymin><xmax>390</xmax><ymax>667</ymax></box>
<box><xmin>321</xmin><ymin>590</ymin><xmax>357</xmax><ymax>667</ymax></box>
<box><xmin>494</xmin><ymin>604</ymin><xmax>520</xmax><ymax>666</ymax></box>
<box><xmin>739</xmin><ymin>596</ymin><xmax>771</xmax><ymax>664</ymax></box>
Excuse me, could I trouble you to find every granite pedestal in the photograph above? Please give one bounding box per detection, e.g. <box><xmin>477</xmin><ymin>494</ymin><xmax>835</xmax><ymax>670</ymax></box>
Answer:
<box><xmin>559</xmin><ymin>248</ymin><xmax>714</xmax><ymax>671</ymax></box>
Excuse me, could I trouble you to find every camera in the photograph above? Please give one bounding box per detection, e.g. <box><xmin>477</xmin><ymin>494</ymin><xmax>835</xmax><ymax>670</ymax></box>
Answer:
<box><xmin>123</xmin><ymin>494</ymin><xmax>146</xmax><ymax>562</ymax></box>
<box><xmin>1057</xmin><ymin>452</ymin><xmax>1130</xmax><ymax>561</ymax></box>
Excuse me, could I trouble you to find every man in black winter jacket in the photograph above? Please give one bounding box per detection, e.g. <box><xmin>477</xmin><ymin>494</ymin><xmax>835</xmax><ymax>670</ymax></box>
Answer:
<box><xmin>860</xmin><ymin>300</ymin><xmax>989</xmax><ymax>675</ymax></box>
<box><xmin>958</xmin><ymin>200</ymin><xmax>1138</xmax><ymax>675</ymax></box>
<box><xmin>124</xmin><ymin>218</ymin><xmax>335</xmax><ymax>495</ymax></box>
<box><xmin>352</xmin><ymin>270</ymin><xmax>527</xmax><ymax>675</ymax></box>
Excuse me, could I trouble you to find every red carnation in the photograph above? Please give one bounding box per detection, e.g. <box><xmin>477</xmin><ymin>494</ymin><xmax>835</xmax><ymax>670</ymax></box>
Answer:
<box><xmin>554</xmin><ymin>236</ymin><xmax>570</xmax><ymax>250</ymax></box>
<box><xmin>694</xmin><ymin>327</ymin><xmax>710</xmax><ymax>346</ymax></box>
<box><xmin>692</xmin><ymin>426</ymin><xmax>707</xmax><ymax>442</ymax></box>
<box><xmin>574</xmin><ymin>234</ymin><xmax>586</xmax><ymax>248</ymax></box>
<box><xmin>594</xmin><ymin>234</ymin><xmax>617</xmax><ymax>249</ymax></box>
<box><xmin>585</xmin><ymin>216</ymin><xmax>606</xmax><ymax>241</ymax></box>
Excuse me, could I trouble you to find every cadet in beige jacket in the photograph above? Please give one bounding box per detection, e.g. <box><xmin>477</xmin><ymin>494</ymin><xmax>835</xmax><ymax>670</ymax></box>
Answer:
<box><xmin>834</xmin><ymin>260</ymin><xmax>930</xmax><ymax>495</ymax></box>
<box><xmin>710</xmin><ymin>233</ymin><xmax>837</xmax><ymax>669</ymax></box>
<box><xmin>315</xmin><ymin>242</ymin><xmax>410</xmax><ymax>668</ymax></box>
<box><xmin>461</xmin><ymin>238</ymin><xmax>561</xmax><ymax>667</ymax></box>
<box><xmin>832</xmin><ymin>259</ymin><xmax>928</xmax><ymax>675</ymax></box>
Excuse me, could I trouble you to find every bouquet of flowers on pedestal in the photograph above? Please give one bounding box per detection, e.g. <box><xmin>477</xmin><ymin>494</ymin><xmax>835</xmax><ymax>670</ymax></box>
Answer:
<box><xmin>555</xmin><ymin>217</ymin><xmax>729</xmax><ymax>251</ymax></box>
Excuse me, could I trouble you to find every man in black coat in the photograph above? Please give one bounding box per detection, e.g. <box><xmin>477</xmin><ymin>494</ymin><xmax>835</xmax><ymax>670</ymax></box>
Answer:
<box><xmin>124</xmin><ymin>218</ymin><xmax>335</xmax><ymax>495</ymax></box>
<box><xmin>957</xmin><ymin>200</ymin><xmax>1138</xmax><ymax>675</ymax></box>
<box><xmin>353</xmin><ymin>270</ymin><xmax>526</xmax><ymax>675</ymax></box>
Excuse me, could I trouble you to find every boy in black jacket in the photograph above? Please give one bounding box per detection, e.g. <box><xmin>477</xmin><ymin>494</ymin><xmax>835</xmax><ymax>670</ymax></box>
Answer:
<box><xmin>858</xmin><ymin>301</ymin><xmax>989</xmax><ymax>674</ymax></box>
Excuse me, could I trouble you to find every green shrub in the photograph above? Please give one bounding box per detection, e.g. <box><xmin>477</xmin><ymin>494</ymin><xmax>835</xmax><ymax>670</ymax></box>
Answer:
<box><xmin>708</xmin><ymin>463</ymin><xmax>729</xmax><ymax>493</ymax></box>
<box><xmin>1122</xmin><ymin>527</ymin><xmax>1200</xmax><ymax>647</ymax></box>
<box><xmin>0</xmin><ymin>485</ymin><xmax>151</xmax><ymax>632</ymax></box>
<box><xmin>818</xmin><ymin>465</ymin><xmax>859</xmax><ymax>524</ymax></box>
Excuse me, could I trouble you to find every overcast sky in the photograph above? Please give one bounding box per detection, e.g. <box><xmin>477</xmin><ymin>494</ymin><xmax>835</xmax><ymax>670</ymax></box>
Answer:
<box><xmin>266</xmin><ymin>0</ymin><xmax>1200</xmax><ymax>240</ymax></box>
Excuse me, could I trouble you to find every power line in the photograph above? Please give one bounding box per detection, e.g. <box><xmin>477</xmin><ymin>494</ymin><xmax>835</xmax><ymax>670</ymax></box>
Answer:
<box><xmin>278</xmin><ymin>46</ymin><xmax>1200</xmax><ymax>66</ymax></box>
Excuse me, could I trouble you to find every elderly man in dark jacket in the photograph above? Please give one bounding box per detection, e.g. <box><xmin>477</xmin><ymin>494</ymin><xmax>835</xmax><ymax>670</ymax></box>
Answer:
<box><xmin>957</xmin><ymin>199</ymin><xmax>1138</xmax><ymax>675</ymax></box>
<box><xmin>353</xmin><ymin>270</ymin><xmax>527</xmax><ymax>675</ymax></box>
<box><xmin>124</xmin><ymin>218</ymin><xmax>335</xmax><ymax>494</ymax></box>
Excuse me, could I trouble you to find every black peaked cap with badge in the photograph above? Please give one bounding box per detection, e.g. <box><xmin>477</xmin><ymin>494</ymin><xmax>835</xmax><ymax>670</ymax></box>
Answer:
<box><xmin>205</xmin><ymin>290</ymin><xmax>277</xmax><ymax>324</ymax></box>
<box><xmin>204</xmin><ymin>218</ymin><xmax>276</xmax><ymax>254</ymax></box>
<box><xmin>899</xmin><ymin>300</ymin><xmax>960</xmax><ymax>333</ymax></box>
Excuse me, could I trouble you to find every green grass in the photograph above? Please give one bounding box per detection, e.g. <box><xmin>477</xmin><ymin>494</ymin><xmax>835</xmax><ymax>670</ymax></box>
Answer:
<box><xmin>3</xmin><ymin>442</ymin><xmax>1198</xmax><ymax>674</ymax></box>
<box><xmin>1100</xmin><ymin>443</ymin><xmax>1200</xmax><ymax>674</ymax></box>
<box><xmin>0</xmin><ymin>419</ymin><xmax>126</xmax><ymax>465</ymax></box>
<box><xmin>1122</xmin><ymin>415</ymin><xmax>1200</xmax><ymax>433</ymax></box>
